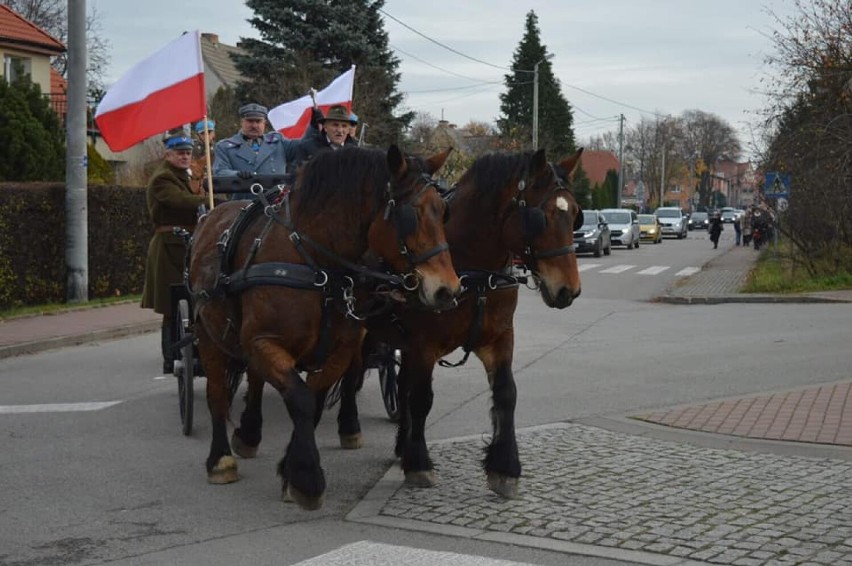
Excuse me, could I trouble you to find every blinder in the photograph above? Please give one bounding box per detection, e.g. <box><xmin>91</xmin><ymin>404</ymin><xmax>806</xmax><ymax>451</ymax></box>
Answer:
<box><xmin>524</xmin><ymin>206</ymin><xmax>547</xmax><ymax>239</ymax></box>
<box><xmin>573</xmin><ymin>208</ymin><xmax>584</xmax><ymax>232</ymax></box>
<box><xmin>394</xmin><ymin>203</ymin><xmax>418</xmax><ymax>240</ymax></box>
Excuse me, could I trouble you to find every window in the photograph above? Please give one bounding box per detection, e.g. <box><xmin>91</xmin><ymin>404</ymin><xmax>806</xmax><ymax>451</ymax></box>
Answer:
<box><xmin>3</xmin><ymin>55</ymin><xmax>32</xmax><ymax>83</ymax></box>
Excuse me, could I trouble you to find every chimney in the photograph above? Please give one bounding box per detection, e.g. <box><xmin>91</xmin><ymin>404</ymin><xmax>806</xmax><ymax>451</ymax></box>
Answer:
<box><xmin>202</xmin><ymin>33</ymin><xmax>219</xmax><ymax>45</ymax></box>
<box><xmin>438</xmin><ymin>120</ymin><xmax>449</xmax><ymax>128</ymax></box>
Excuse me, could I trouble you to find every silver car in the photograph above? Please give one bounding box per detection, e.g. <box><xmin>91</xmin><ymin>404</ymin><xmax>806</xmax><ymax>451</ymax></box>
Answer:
<box><xmin>600</xmin><ymin>208</ymin><xmax>641</xmax><ymax>249</ymax></box>
<box><xmin>654</xmin><ymin>207</ymin><xmax>688</xmax><ymax>239</ymax></box>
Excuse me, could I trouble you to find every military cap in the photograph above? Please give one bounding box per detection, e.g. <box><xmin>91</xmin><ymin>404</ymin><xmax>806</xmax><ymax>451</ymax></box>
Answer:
<box><xmin>349</xmin><ymin>112</ymin><xmax>358</xmax><ymax>124</ymax></box>
<box><xmin>239</xmin><ymin>103</ymin><xmax>268</xmax><ymax>119</ymax></box>
<box><xmin>195</xmin><ymin>119</ymin><xmax>216</xmax><ymax>133</ymax></box>
<box><xmin>320</xmin><ymin>105</ymin><xmax>355</xmax><ymax>124</ymax></box>
<box><xmin>164</xmin><ymin>133</ymin><xmax>193</xmax><ymax>150</ymax></box>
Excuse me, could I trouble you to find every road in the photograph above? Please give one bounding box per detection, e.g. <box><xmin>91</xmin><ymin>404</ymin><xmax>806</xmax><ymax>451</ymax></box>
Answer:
<box><xmin>2</xmin><ymin>231</ymin><xmax>850</xmax><ymax>566</ymax></box>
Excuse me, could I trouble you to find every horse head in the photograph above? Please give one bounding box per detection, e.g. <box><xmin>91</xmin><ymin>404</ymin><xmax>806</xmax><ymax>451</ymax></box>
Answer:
<box><xmin>504</xmin><ymin>148</ymin><xmax>585</xmax><ymax>309</ymax></box>
<box><xmin>367</xmin><ymin>145</ymin><xmax>460</xmax><ymax>310</ymax></box>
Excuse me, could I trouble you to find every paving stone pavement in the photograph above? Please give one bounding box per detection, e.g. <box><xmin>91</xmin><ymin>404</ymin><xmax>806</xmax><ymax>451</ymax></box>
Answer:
<box><xmin>350</xmin><ymin>423</ymin><xmax>852</xmax><ymax>566</ymax></box>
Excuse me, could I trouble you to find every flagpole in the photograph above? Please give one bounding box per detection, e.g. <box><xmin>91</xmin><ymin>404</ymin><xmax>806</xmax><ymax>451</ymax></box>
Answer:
<box><xmin>202</xmin><ymin>115</ymin><xmax>214</xmax><ymax>209</ymax></box>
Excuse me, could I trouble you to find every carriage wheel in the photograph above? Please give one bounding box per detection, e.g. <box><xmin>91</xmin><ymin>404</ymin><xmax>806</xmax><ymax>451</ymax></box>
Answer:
<box><xmin>377</xmin><ymin>348</ymin><xmax>401</xmax><ymax>422</ymax></box>
<box><xmin>176</xmin><ymin>299</ymin><xmax>195</xmax><ymax>436</ymax></box>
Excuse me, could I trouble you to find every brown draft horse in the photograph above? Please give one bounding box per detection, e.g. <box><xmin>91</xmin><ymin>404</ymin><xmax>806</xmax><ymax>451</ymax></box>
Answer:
<box><xmin>188</xmin><ymin>145</ymin><xmax>460</xmax><ymax>510</ymax></box>
<box><xmin>336</xmin><ymin>148</ymin><xmax>584</xmax><ymax>498</ymax></box>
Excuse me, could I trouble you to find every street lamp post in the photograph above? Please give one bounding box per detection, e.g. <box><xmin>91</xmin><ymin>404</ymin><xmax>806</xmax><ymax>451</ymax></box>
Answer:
<box><xmin>532</xmin><ymin>54</ymin><xmax>553</xmax><ymax>150</ymax></box>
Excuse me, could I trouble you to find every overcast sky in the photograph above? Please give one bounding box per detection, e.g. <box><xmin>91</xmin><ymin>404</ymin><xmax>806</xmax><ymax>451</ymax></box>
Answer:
<box><xmin>96</xmin><ymin>0</ymin><xmax>798</xmax><ymax>156</ymax></box>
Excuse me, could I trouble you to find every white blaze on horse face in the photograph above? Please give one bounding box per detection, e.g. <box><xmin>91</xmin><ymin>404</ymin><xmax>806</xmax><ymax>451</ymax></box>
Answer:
<box><xmin>556</xmin><ymin>196</ymin><xmax>569</xmax><ymax>211</ymax></box>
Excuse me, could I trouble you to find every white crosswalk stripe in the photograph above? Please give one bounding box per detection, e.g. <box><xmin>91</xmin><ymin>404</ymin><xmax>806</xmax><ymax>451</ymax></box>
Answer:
<box><xmin>675</xmin><ymin>267</ymin><xmax>701</xmax><ymax>277</ymax></box>
<box><xmin>293</xmin><ymin>541</ymin><xmax>541</xmax><ymax>566</ymax></box>
<box><xmin>578</xmin><ymin>263</ymin><xmax>602</xmax><ymax>272</ymax></box>
<box><xmin>637</xmin><ymin>265</ymin><xmax>670</xmax><ymax>275</ymax></box>
<box><xmin>599</xmin><ymin>264</ymin><xmax>635</xmax><ymax>274</ymax></box>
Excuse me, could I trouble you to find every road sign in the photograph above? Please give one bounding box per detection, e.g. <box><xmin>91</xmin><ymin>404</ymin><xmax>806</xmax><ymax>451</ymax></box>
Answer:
<box><xmin>765</xmin><ymin>172</ymin><xmax>791</xmax><ymax>198</ymax></box>
<box><xmin>776</xmin><ymin>197</ymin><xmax>789</xmax><ymax>212</ymax></box>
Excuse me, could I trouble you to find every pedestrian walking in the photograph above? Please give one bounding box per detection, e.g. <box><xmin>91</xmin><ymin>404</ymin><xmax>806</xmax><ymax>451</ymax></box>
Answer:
<box><xmin>733</xmin><ymin>212</ymin><xmax>742</xmax><ymax>245</ymax></box>
<box><xmin>741</xmin><ymin>209</ymin><xmax>752</xmax><ymax>247</ymax></box>
<box><xmin>709</xmin><ymin>211</ymin><xmax>724</xmax><ymax>249</ymax></box>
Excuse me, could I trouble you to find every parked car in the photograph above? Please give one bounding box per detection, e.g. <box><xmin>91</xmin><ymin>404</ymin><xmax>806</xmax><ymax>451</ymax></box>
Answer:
<box><xmin>600</xmin><ymin>208</ymin><xmax>640</xmax><ymax>249</ymax></box>
<box><xmin>573</xmin><ymin>209</ymin><xmax>612</xmax><ymax>257</ymax></box>
<box><xmin>654</xmin><ymin>207</ymin><xmax>688</xmax><ymax>239</ymax></box>
<box><xmin>637</xmin><ymin>214</ymin><xmax>662</xmax><ymax>244</ymax></box>
<box><xmin>688</xmin><ymin>211</ymin><xmax>709</xmax><ymax>231</ymax></box>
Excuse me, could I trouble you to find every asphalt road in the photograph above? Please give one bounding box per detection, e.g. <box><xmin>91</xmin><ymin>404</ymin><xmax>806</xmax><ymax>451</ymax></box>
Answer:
<box><xmin>2</xmin><ymin>233</ymin><xmax>850</xmax><ymax>566</ymax></box>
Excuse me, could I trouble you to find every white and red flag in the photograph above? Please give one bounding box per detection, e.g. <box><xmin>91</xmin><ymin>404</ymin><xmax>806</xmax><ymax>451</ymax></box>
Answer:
<box><xmin>268</xmin><ymin>66</ymin><xmax>355</xmax><ymax>139</ymax></box>
<box><xmin>95</xmin><ymin>31</ymin><xmax>206</xmax><ymax>152</ymax></box>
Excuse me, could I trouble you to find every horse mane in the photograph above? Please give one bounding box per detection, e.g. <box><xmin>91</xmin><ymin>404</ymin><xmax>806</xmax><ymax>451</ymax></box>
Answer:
<box><xmin>292</xmin><ymin>147</ymin><xmax>389</xmax><ymax>220</ymax></box>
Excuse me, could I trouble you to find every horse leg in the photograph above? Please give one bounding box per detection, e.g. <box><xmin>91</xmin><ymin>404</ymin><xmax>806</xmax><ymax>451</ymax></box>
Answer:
<box><xmin>197</xmin><ymin>325</ymin><xmax>239</xmax><ymax>485</ymax></box>
<box><xmin>249</xmin><ymin>337</ymin><xmax>325</xmax><ymax>511</ymax></box>
<box><xmin>399</xmin><ymin>354</ymin><xmax>436</xmax><ymax>487</ymax></box>
<box><xmin>231</xmin><ymin>369</ymin><xmax>263</xmax><ymax>458</ymax></box>
<box><xmin>477</xmin><ymin>338</ymin><xmax>521</xmax><ymax>499</ymax></box>
<box><xmin>337</xmin><ymin>359</ymin><xmax>364</xmax><ymax>449</ymax></box>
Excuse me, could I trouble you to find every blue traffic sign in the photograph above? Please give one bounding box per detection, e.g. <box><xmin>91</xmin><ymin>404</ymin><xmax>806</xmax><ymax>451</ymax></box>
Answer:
<box><xmin>764</xmin><ymin>172</ymin><xmax>791</xmax><ymax>198</ymax></box>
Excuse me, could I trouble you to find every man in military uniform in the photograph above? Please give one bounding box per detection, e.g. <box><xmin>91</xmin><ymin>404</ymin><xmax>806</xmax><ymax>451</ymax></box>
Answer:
<box><xmin>141</xmin><ymin>132</ymin><xmax>208</xmax><ymax>373</ymax></box>
<box><xmin>213</xmin><ymin>103</ymin><xmax>318</xmax><ymax>199</ymax></box>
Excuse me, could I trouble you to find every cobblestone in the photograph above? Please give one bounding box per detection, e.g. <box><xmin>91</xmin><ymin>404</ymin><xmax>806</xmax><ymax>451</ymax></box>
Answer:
<box><xmin>375</xmin><ymin>423</ymin><xmax>852</xmax><ymax>565</ymax></box>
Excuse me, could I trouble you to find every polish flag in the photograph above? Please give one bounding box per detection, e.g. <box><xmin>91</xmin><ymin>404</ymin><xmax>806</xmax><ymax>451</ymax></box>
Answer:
<box><xmin>95</xmin><ymin>31</ymin><xmax>206</xmax><ymax>152</ymax></box>
<box><xmin>268</xmin><ymin>66</ymin><xmax>355</xmax><ymax>139</ymax></box>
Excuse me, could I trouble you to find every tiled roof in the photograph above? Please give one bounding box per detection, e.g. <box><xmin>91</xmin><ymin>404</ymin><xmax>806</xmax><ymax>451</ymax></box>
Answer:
<box><xmin>0</xmin><ymin>5</ymin><xmax>65</xmax><ymax>54</ymax></box>
<box><xmin>200</xmin><ymin>33</ymin><xmax>244</xmax><ymax>88</ymax></box>
<box><xmin>579</xmin><ymin>150</ymin><xmax>620</xmax><ymax>186</ymax></box>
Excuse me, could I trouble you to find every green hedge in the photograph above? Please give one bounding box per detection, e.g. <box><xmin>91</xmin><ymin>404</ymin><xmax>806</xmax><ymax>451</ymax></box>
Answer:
<box><xmin>0</xmin><ymin>183</ymin><xmax>150</xmax><ymax>309</ymax></box>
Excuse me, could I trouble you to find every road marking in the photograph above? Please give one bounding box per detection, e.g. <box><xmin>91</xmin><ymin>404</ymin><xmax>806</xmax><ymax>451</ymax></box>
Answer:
<box><xmin>578</xmin><ymin>263</ymin><xmax>601</xmax><ymax>272</ymax></box>
<box><xmin>676</xmin><ymin>267</ymin><xmax>701</xmax><ymax>277</ymax></box>
<box><xmin>637</xmin><ymin>266</ymin><xmax>670</xmax><ymax>275</ymax></box>
<box><xmin>0</xmin><ymin>401</ymin><xmax>121</xmax><ymax>414</ymax></box>
<box><xmin>599</xmin><ymin>264</ymin><xmax>635</xmax><ymax>274</ymax></box>
<box><xmin>292</xmin><ymin>541</ymin><xmax>541</xmax><ymax>566</ymax></box>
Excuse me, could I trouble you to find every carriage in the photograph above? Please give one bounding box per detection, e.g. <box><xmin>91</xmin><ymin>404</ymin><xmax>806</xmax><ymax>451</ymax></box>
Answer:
<box><xmin>169</xmin><ymin>172</ymin><xmax>402</xmax><ymax>436</ymax></box>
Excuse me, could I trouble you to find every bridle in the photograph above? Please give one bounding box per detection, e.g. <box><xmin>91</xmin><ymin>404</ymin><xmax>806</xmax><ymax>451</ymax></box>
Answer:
<box><xmin>511</xmin><ymin>163</ymin><xmax>579</xmax><ymax>271</ymax></box>
<box><xmin>383</xmin><ymin>172</ymin><xmax>450</xmax><ymax>277</ymax></box>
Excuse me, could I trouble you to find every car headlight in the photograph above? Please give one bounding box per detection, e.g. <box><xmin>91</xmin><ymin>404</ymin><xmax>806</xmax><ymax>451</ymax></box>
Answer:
<box><xmin>583</xmin><ymin>231</ymin><xmax>595</xmax><ymax>238</ymax></box>
<box><xmin>648</xmin><ymin>228</ymin><xmax>657</xmax><ymax>234</ymax></box>
<box><xmin>674</xmin><ymin>222</ymin><xmax>681</xmax><ymax>228</ymax></box>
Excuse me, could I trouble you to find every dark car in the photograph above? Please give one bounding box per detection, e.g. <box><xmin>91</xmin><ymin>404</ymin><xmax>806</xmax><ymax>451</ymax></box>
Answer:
<box><xmin>573</xmin><ymin>210</ymin><xmax>612</xmax><ymax>257</ymax></box>
<box><xmin>688</xmin><ymin>211</ymin><xmax>709</xmax><ymax>231</ymax></box>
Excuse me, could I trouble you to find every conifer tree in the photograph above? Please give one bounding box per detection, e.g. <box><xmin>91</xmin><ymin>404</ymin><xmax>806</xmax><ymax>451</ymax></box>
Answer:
<box><xmin>498</xmin><ymin>10</ymin><xmax>576</xmax><ymax>157</ymax></box>
<box><xmin>235</xmin><ymin>0</ymin><xmax>410</xmax><ymax>145</ymax></box>
<box><xmin>0</xmin><ymin>74</ymin><xmax>64</xmax><ymax>181</ymax></box>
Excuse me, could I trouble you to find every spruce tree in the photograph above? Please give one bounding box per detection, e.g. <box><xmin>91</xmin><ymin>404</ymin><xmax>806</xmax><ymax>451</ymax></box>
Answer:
<box><xmin>235</xmin><ymin>0</ymin><xmax>410</xmax><ymax>145</ymax></box>
<box><xmin>498</xmin><ymin>11</ymin><xmax>576</xmax><ymax>158</ymax></box>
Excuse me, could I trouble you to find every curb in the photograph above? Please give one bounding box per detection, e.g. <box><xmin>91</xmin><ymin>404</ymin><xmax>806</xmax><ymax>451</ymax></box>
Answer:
<box><xmin>0</xmin><ymin>320</ymin><xmax>160</xmax><ymax>361</ymax></box>
<box><xmin>656</xmin><ymin>294</ymin><xmax>852</xmax><ymax>305</ymax></box>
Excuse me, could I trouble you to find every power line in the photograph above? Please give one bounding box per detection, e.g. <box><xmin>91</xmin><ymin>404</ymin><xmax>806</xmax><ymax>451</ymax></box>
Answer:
<box><xmin>380</xmin><ymin>8</ymin><xmax>513</xmax><ymax>72</ymax></box>
<box><xmin>391</xmin><ymin>43</ymin><xmax>500</xmax><ymax>84</ymax></box>
<box><xmin>405</xmin><ymin>81</ymin><xmax>505</xmax><ymax>94</ymax></box>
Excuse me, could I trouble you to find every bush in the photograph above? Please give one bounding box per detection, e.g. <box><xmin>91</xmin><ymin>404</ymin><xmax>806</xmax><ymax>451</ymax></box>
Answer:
<box><xmin>0</xmin><ymin>183</ymin><xmax>149</xmax><ymax>309</ymax></box>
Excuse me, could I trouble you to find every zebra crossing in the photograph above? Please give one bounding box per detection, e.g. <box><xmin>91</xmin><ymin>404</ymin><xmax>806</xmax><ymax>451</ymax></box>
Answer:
<box><xmin>579</xmin><ymin>263</ymin><xmax>701</xmax><ymax>277</ymax></box>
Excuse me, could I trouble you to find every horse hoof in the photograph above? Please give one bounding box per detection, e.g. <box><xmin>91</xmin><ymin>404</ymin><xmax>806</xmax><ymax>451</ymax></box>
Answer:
<box><xmin>404</xmin><ymin>470</ymin><xmax>437</xmax><ymax>488</ymax></box>
<box><xmin>339</xmin><ymin>433</ymin><xmax>364</xmax><ymax>450</ymax></box>
<box><xmin>207</xmin><ymin>455</ymin><xmax>239</xmax><ymax>485</ymax></box>
<box><xmin>231</xmin><ymin>431</ymin><xmax>259</xmax><ymax>459</ymax></box>
<box><xmin>286</xmin><ymin>485</ymin><xmax>324</xmax><ymax>511</ymax></box>
<box><xmin>487</xmin><ymin>472</ymin><xmax>519</xmax><ymax>499</ymax></box>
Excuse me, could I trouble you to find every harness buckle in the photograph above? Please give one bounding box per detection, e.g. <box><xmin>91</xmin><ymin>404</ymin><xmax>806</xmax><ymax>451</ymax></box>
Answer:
<box><xmin>402</xmin><ymin>272</ymin><xmax>420</xmax><ymax>291</ymax></box>
<box><xmin>289</xmin><ymin>232</ymin><xmax>301</xmax><ymax>245</ymax></box>
<box><xmin>314</xmin><ymin>270</ymin><xmax>329</xmax><ymax>287</ymax></box>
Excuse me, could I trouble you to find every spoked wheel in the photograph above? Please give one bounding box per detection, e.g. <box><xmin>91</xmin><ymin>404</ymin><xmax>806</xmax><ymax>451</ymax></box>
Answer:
<box><xmin>377</xmin><ymin>348</ymin><xmax>401</xmax><ymax>422</ymax></box>
<box><xmin>175</xmin><ymin>298</ymin><xmax>195</xmax><ymax>436</ymax></box>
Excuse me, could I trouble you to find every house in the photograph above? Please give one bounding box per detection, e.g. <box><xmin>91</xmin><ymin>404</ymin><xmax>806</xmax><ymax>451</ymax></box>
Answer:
<box><xmin>200</xmin><ymin>33</ymin><xmax>245</xmax><ymax>97</ymax></box>
<box><xmin>578</xmin><ymin>150</ymin><xmax>619</xmax><ymax>186</ymax></box>
<box><xmin>0</xmin><ymin>4</ymin><xmax>66</xmax><ymax>116</ymax></box>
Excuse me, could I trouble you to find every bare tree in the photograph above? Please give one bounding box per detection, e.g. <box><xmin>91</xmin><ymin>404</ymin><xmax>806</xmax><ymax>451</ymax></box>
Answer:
<box><xmin>1</xmin><ymin>0</ymin><xmax>111</xmax><ymax>91</ymax></box>
<box><xmin>677</xmin><ymin>110</ymin><xmax>741</xmax><ymax>209</ymax></box>
<box><xmin>758</xmin><ymin>0</ymin><xmax>852</xmax><ymax>276</ymax></box>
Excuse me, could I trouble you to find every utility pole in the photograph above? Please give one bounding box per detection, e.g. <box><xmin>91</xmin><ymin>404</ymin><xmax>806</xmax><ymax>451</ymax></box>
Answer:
<box><xmin>66</xmin><ymin>0</ymin><xmax>88</xmax><ymax>303</ymax></box>
<box><xmin>617</xmin><ymin>113</ymin><xmax>624</xmax><ymax>208</ymax></box>
<box><xmin>532</xmin><ymin>54</ymin><xmax>553</xmax><ymax>150</ymax></box>
<box><xmin>660</xmin><ymin>147</ymin><xmax>666</xmax><ymax>209</ymax></box>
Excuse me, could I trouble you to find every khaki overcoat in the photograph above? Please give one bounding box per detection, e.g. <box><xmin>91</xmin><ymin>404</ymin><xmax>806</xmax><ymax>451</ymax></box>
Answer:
<box><xmin>140</xmin><ymin>160</ymin><xmax>206</xmax><ymax>316</ymax></box>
